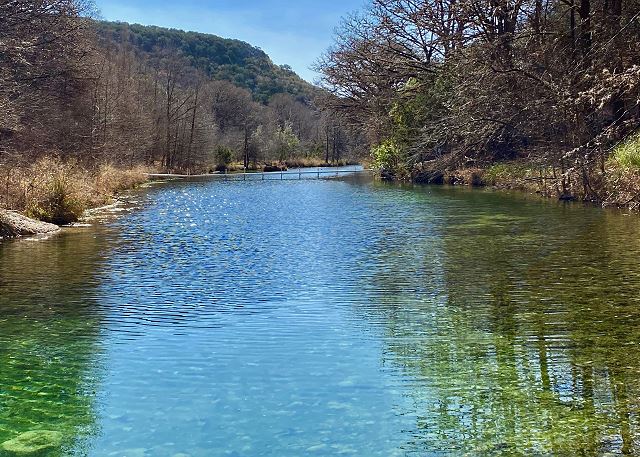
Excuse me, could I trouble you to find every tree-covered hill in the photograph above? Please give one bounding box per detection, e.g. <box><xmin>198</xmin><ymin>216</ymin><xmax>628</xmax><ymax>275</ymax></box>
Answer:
<box><xmin>95</xmin><ymin>21</ymin><xmax>318</xmax><ymax>103</ymax></box>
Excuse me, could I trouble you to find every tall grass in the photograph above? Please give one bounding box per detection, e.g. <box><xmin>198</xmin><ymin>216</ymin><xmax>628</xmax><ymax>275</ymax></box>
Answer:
<box><xmin>612</xmin><ymin>133</ymin><xmax>640</xmax><ymax>169</ymax></box>
<box><xmin>1</xmin><ymin>157</ymin><xmax>150</xmax><ymax>224</ymax></box>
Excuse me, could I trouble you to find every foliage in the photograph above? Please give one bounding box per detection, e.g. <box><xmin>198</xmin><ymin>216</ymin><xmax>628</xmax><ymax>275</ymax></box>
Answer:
<box><xmin>612</xmin><ymin>133</ymin><xmax>640</xmax><ymax>170</ymax></box>
<box><xmin>95</xmin><ymin>21</ymin><xmax>318</xmax><ymax>103</ymax></box>
<box><xmin>214</xmin><ymin>145</ymin><xmax>234</xmax><ymax>166</ymax></box>
<box><xmin>271</xmin><ymin>122</ymin><xmax>300</xmax><ymax>161</ymax></box>
<box><xmin>318</xmin><ymin>0</ymin><xmax>640</xmax><ymax>204</ymax></box>
<box><xmin>371</xmin><ymin>139</ymin><xmax>406</xmax><ymax>176</ymax></box>
<box><xmin>483</xmin><ymin>163</ymin><xmax>532</xmax><ymax>186</ymax></box>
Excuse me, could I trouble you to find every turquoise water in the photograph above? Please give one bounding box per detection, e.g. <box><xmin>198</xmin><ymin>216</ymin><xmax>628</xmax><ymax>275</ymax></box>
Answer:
<box><xmin>0</xmin><ymin>174</ymin><xmax>639</xmax><ymax>456</ymax></box>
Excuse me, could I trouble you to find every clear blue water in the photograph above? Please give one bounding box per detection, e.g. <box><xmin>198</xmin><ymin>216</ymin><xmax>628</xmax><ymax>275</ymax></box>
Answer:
<box><xmin>0</xmin><ymin>173</ymin><xmax>639</xmax><ymax>456</ymax></box>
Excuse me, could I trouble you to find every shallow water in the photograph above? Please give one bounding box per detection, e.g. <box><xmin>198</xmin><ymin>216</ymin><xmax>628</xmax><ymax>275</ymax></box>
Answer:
<box><xmin>1</xmin><ymin>174</ymin><xmax>639</xmax><ymax>456</ymax></box>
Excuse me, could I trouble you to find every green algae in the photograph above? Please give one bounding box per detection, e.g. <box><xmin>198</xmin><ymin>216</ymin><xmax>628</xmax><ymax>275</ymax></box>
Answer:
<box><xmin>1</xmin><ymin>431</ymin><xmax>63</xmax><ymax>456</ymax></box>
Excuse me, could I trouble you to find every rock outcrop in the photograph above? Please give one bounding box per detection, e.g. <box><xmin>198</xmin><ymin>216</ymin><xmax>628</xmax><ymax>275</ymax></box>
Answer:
<box><xmin>0</xmin><ymin>210</ymin><xmax>60</xmax><ymax>239</ymax></box>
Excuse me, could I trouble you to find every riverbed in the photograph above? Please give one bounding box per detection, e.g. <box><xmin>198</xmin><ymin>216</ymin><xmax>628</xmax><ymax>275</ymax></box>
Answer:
<box><xmin>0</xmin><ymin>173</ymin><xmax>638</xmax><ymax>456</ymax></box>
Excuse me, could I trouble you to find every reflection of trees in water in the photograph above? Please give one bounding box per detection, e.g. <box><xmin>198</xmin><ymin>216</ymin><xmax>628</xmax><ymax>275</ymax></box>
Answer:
<box><xmin>0</xmin><ymin>231</ymin><xmax>109</xmax><ymax>454</ymax></box>
<box><xmin>364</xmin><ymin>189</ymin><xmax>640</xmax><ymax>455</ymax></box>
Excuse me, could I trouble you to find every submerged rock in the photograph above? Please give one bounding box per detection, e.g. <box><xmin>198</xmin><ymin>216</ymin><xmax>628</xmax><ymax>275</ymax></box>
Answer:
<box><xmin>1</xmin><ymin>430</ymin><xmax>63</xmax><ymax>456</ymax></box>
<box><xmin>0</xmin><ymin>210</ymin><xmax>60</xmax><ymax>239</ymax></box>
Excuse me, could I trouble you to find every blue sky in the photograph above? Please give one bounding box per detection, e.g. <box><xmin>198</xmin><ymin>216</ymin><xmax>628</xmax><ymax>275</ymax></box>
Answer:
<box><xmin>94</xmin><ymin>0</ymin><xmax>365</xmax><ymax>83</ymax></box>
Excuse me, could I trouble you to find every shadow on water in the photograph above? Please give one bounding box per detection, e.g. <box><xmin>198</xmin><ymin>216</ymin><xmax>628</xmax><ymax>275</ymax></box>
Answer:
<box><xmin>358</xmin><ymin>182</ymin><xmax>640</xmax><ymax>455</ymax></box>
<box><xmin>0</xmin><ymin>230</ymin><xmax>110</xmax><ymax>455</ymax></box>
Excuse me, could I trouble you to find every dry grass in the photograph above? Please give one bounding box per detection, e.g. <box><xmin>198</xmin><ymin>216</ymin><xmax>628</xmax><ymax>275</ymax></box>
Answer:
<box><xmin>1</xmin><ymin>157</ymin><xmax>151</xmax><ymax>224</ymax></box>
<box><xmin>602</xmin><ymin>164</ymin><xmax>640</xmax><ymax>210</ymax></box>
<box><xmin>95</xmin><ymin>163</ymin><xmax>150</xmax><ymax>198</ymax></box>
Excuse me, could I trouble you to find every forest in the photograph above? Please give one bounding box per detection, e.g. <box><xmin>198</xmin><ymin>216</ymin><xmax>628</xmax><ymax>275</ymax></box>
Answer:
<box><xmin>0</xmin><ymin>0</ymin><xmax>358</xmax><ymax>223</ymax></box>
<box><xmin>318</xmin><ymin>0</ymin><xmax>640</xmax><ymax>206</ymax></box>
<box><xmin>3</xmin><ymin>0</ymin><xmax>640</xmax><ymax>225</ymax></box>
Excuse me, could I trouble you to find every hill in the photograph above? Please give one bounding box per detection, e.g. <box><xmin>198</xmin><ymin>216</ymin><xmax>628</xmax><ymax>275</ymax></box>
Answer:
<box><xmin>95</xmin><ymin>21</ymin><xmax>318</xmax><ymax>103</ymax></box>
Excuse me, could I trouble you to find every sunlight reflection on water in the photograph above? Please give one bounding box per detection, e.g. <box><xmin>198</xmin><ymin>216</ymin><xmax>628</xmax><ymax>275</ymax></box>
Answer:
<box><xmin>0</xmin><ymin>175</ymin><xmax>639</xmax><ymax>456</ymax></box>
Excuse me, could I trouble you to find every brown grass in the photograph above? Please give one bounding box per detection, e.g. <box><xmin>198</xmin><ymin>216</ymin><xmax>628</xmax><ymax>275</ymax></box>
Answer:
<box><xmin>1</xmin><ymin>157</ymin><xmax>151</xmax><ymax>224</ymax></box>
<box><xmin>602</xmin><ymin>165</ymin><xmax>640</xmax><ymax>210</ymax></box>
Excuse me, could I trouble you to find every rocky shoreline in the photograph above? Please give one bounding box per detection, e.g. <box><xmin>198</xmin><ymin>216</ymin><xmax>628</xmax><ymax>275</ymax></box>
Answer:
<box><xmin>0</xmin><ymin>210</ymin><xmax>60</xmax><ymax>239</ymax></box>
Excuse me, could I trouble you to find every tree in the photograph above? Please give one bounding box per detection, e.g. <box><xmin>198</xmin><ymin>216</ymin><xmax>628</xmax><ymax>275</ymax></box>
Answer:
<box><xmin>319</xmin><ymin>0</ymin><xmax>640</xmax><ymax>198</ymax></box>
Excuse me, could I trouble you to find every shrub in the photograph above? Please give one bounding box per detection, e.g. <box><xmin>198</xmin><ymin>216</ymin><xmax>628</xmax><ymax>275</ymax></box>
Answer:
<box><xmin>23</xmin><ymin>158</ymin><xmax>91</xmax><ymax>224</ymax></box>
<box><xmin>214</xmin><ymin>146</ymin><xmax>234</xmax><ymax>167</ymax></box>
<box><xmin>371</xmin><ymin>139</ymin><xmax>408</xmax><ymax>178</ymax></box>
<box><xmin>483</xmin><ymin>162</ymin><xmax>530</xmax><ymax>186</ymax></box>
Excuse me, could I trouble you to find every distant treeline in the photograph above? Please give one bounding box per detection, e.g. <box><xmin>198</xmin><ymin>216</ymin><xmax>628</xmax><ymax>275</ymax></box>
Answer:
<box><xmin>318</xmin><ymin>0</ymin><xmax>640</xmax><ymax>203</ymax></box>
<box><xmin>0</xmin><ymin>1</ymin><xmax>362</xmax><ymax>175</ymax></box>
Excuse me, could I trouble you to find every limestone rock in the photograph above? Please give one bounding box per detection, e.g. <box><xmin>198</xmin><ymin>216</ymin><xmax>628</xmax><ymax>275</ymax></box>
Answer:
<box><xmin>0</xmin><ymin>210</ymin><xmax>59</xmax><ymax>239</ymax></box>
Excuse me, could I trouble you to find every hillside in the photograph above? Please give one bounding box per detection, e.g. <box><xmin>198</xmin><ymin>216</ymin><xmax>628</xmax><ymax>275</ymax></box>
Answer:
<box><xmin>95</xmin><ymin>21</ymin><xmax>318</xmax><ymax>103</ymax></box>
<box><xmin>1</xmin><ymin>2</ymin><xmax>356</xmax><ymax>224</ymax></box>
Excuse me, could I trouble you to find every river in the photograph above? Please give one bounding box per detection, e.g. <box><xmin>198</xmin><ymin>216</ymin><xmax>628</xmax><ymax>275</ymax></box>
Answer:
<box><xmin>0</xmin><ymin>172</ymin><xmax>639</xmax><ymax>456</ymax></box>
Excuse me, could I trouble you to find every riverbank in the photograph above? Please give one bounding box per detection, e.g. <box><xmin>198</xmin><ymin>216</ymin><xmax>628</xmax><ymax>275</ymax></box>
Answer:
<box><xmin>408</xmin><ymin>161</ymin><xmax>640</xmax><ymax>210</ymax></box>
<box><xmin>0</xmin><ymin>157</ymin><xmax>151</xmax><ymax>232</ymax></box>
<box><xmin>400</xmin><ymin>133</ymin><xmax>640</xmax><ymax>210</ymax></box>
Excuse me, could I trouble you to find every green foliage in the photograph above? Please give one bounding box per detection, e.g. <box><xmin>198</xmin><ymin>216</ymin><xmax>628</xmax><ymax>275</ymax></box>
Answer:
<box><xmin>95</xmin><ymin>21</ymin><xmax>318</xmax><ymax>103</ymax></box>
<box><xmin>612</xmin><ymin>132</ymin><xmax>640</xmax><ymax>170</ymax></box>
<box><xmin>371</xmin><ymin>139</ymin><xmax>406</xmax><ymax>174</ymax></box>
<box><xmin>214</xmin><ymin>145</ymin><xmax>234</xmax><ymax>166</ymax></box>
<box><xmin>381</xmin><ymin>74</ymin><xmax>452</xmax><ymax>173</ymax></box>
<box><xmin>390</xmin><ymin>83</ymin><xmax>429</xmax><ymax>147</ymax></box>
<box><xmin>272</xmin><ymin>122</ymin><xmax>300</xmax><ymax>161</ymax></box>
<box><xmin>483</xmin><ymin>163</ymin><xmax>531</xmax><ymax>186</ymax></box>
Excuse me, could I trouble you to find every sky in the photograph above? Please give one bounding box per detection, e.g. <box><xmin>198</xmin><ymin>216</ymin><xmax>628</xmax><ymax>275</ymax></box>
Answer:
<box><xmin>94</xmin><ymin>0</ymin><xmax>365</xmax><ymax>83</ymax></box>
